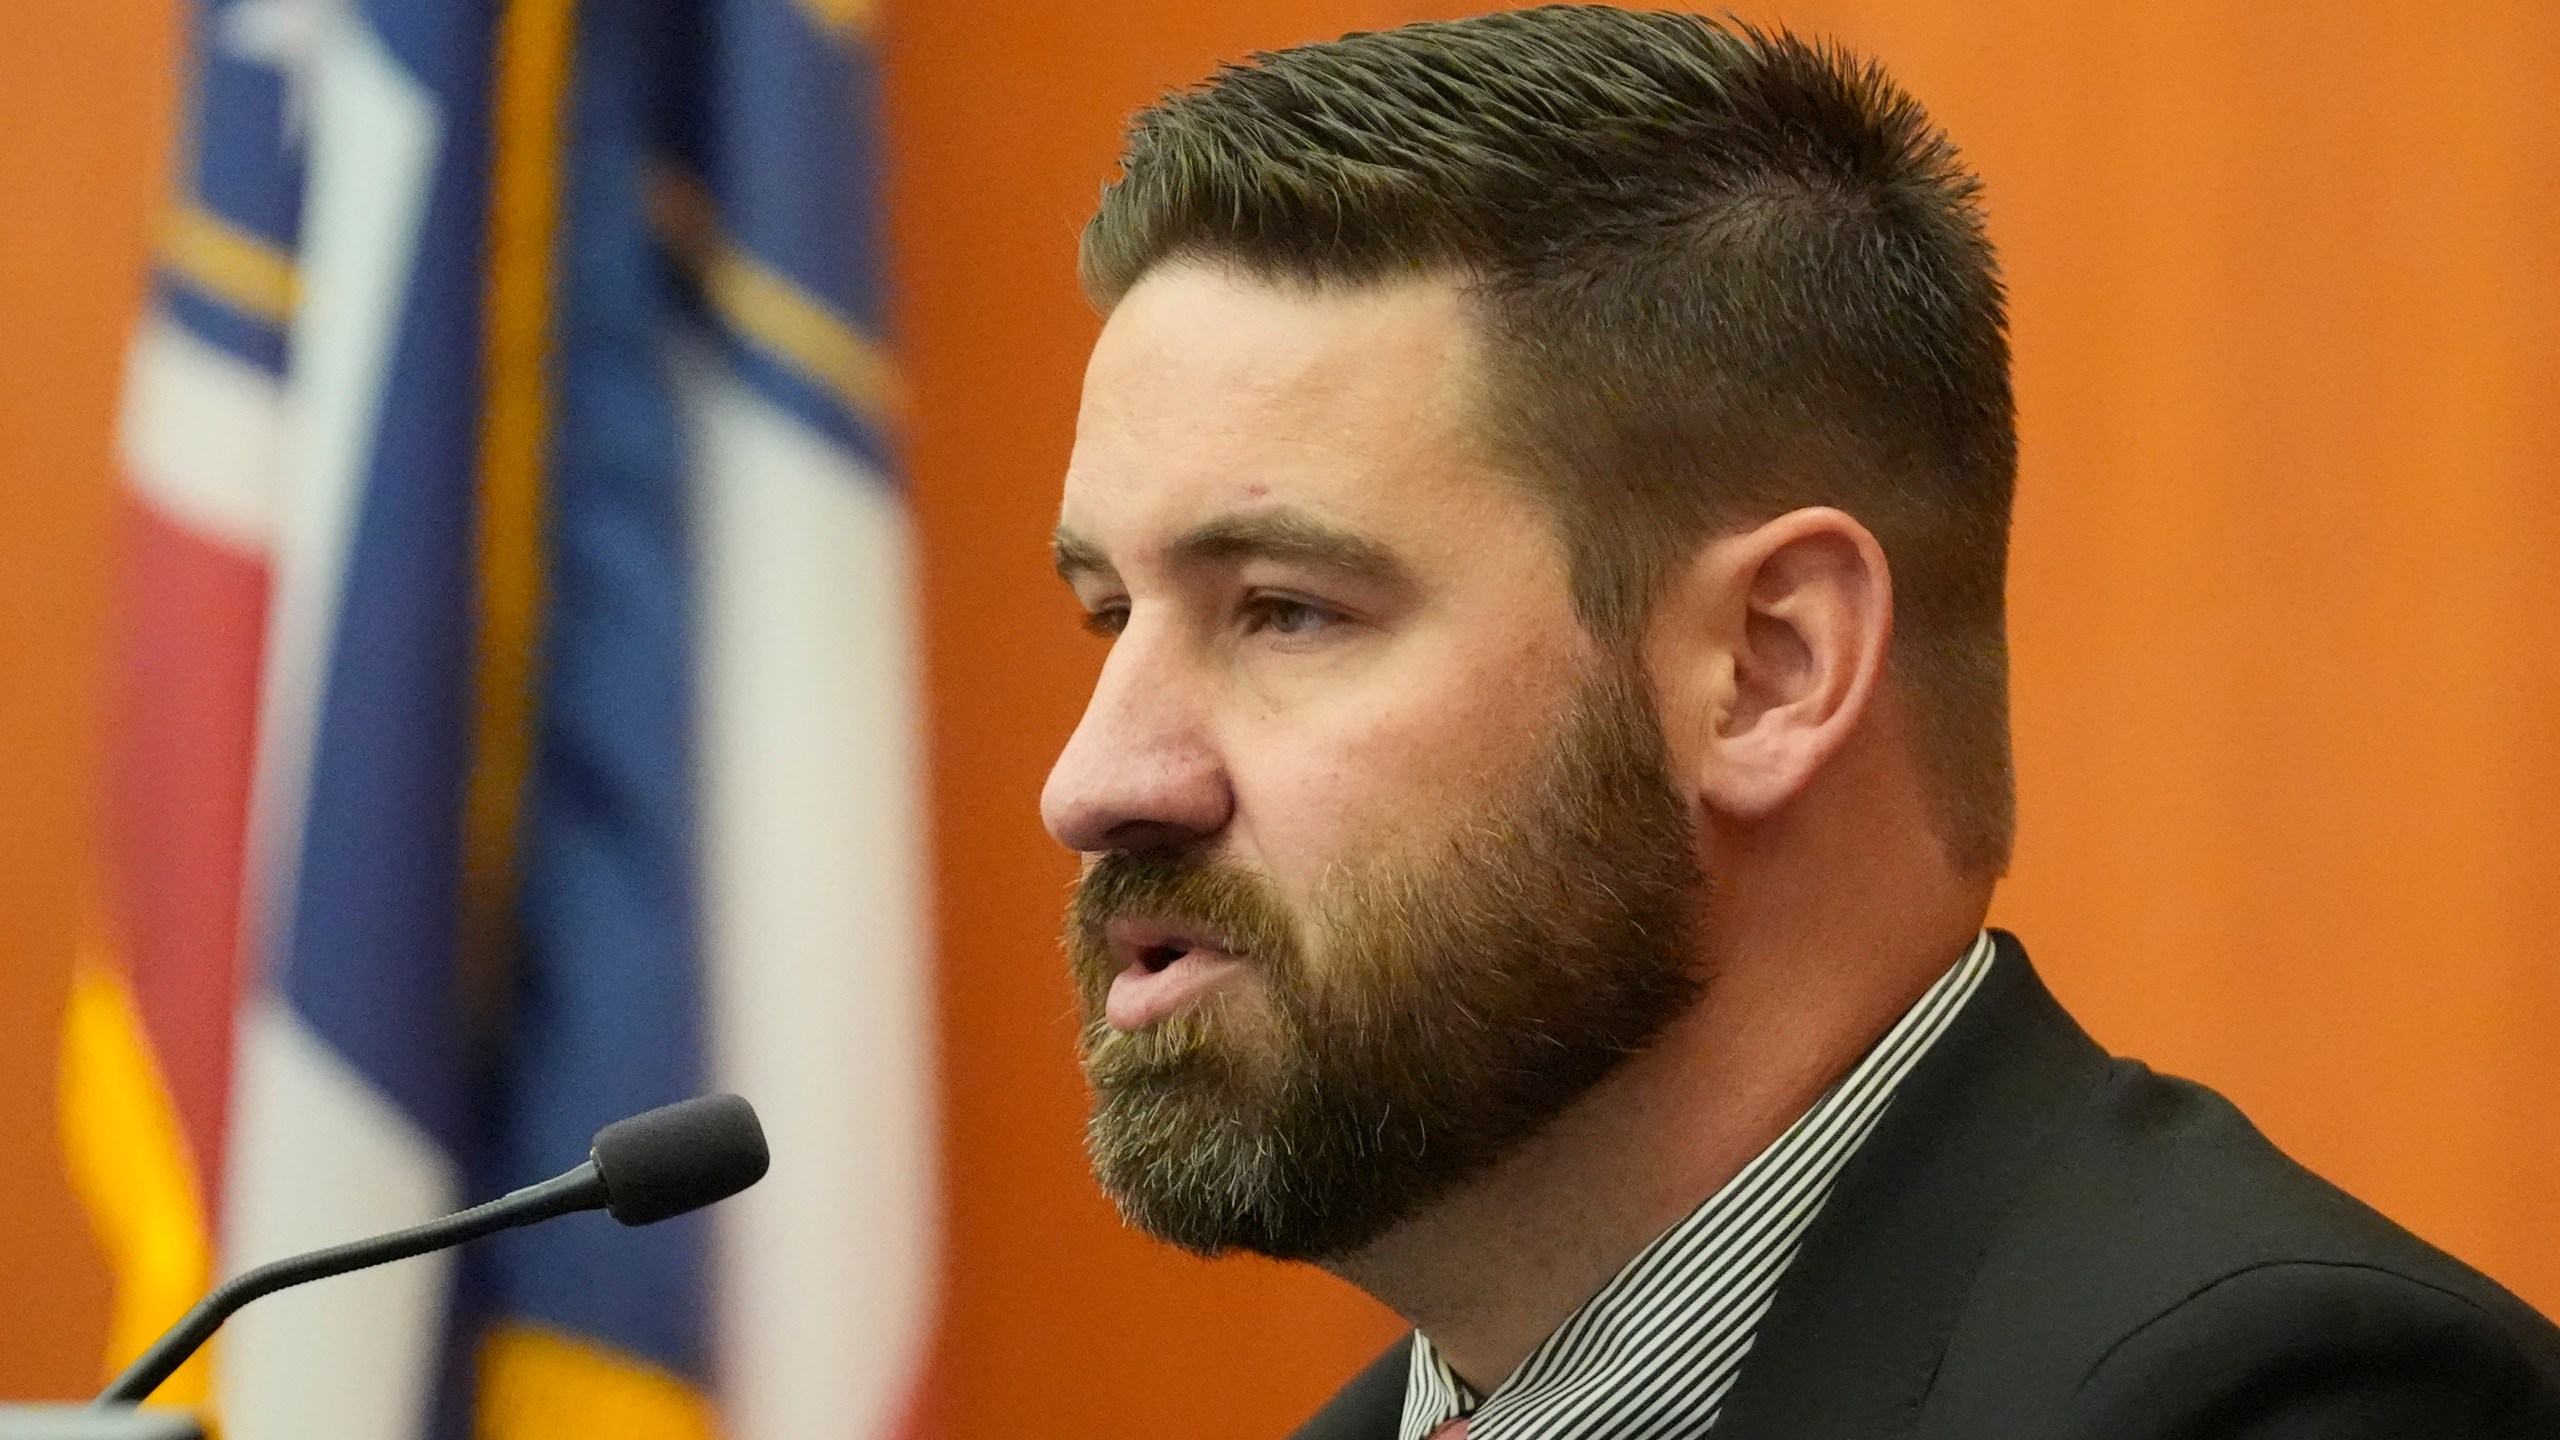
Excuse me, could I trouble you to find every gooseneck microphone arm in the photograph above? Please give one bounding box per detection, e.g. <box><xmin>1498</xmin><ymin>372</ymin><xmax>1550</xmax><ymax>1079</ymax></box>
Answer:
<box><xmin>98</xmin><ymin>1163</ymin><xmax>609</xmax><ymax>1405</ymax></box>
<box><xmin>91</xmin><ymin>1091</ymin><xmax>770</xmax><ymax>1409</ymax></box>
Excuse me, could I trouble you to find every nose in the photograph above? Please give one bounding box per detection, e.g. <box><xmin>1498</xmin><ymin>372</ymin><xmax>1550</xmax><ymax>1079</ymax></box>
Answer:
<box><xmin>1040</xmin><ymin>626</ymin><xmax>1233</xmax><ymax>855</ymax></box>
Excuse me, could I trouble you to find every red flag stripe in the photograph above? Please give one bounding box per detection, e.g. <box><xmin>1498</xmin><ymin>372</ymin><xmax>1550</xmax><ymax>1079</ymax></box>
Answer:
<box><xmin>103</xmin><ymin>487</ymin><xmax>269</xmax><ymax>1195</ymax></box>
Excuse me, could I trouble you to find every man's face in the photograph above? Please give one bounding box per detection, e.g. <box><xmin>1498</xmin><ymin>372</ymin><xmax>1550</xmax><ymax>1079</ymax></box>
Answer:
<box><xmin>1043</xmin><ymin>265</ymin><xmax>1706</xmax><ymax>1260</ymax></box>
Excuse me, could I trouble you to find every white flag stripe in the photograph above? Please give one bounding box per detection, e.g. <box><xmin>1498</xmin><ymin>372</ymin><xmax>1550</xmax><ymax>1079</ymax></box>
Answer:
<box><xmin>688</xmin><ymin>361</ymin><xmax>938</xmax><ymax>1440</ymax></box>
<box><xmin>119</xmin><ymin>316</ymin><xmax>285</xmax><ymax>555</ymax></box>
<box><xmin>223</xmin><ymin>21</ymin><xmax>455</xmax><ymax>1440</ymax></box>
<box><xmin>218</xmin><ymin>997</ymin><xmax>462</xmax><ymax>1440</ymax></box>
<box><xmin>237</xmin><ymin>14</ymin><xmax>438</xmax><ymax>967</ymax></box>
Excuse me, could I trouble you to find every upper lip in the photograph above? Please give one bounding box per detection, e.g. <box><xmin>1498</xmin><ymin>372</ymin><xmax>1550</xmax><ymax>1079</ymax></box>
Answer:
<box><xmin>1103</xmin><ymin>916</ymin><xmax>1238</xmax><ymax>976</ymax></box>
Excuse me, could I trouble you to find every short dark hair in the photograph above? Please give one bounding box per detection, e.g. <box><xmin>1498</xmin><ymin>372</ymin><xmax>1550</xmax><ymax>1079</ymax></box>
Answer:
<box><xmin>1082</xmin><ymin>6</ymin><xmax>2018</xmax><ymax>876</ymax></box>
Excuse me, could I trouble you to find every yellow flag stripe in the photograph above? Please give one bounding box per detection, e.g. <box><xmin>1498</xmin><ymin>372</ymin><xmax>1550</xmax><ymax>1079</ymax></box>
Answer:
<box><xmin>159</xmin><ymin>204</ymin><xmax>298</xmax><ymax>327</ymax></box>
<box><xmin>646</xmin><ymin>167</ymin><xmax>903</xmax><ymax>431</ymax></box>
<box><xmin>477</xmin><ymin>1322</ymin><xmax>718</xmax><ymax>1440</ymax></box>
<box><xmin>59</xmin><ymin>955</ymin><xmax>214</xmax><ymax>1409</ymax></box>
<box><xmin>463</xmin><ymin>0</ymin><xmax>576</xmax><ymax>1003</ymax></box>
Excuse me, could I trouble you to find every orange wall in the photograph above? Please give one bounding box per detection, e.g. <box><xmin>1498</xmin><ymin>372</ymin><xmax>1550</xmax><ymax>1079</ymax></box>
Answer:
<box><xmin>4</xmin><ymin>1</ymin><xmax>2557</xmax><ymax>1434</ymax></box>
<box><xmin>0</xmin><ymin>0</ymin><xmax>177</xmax><ymax>1402</ymax></box>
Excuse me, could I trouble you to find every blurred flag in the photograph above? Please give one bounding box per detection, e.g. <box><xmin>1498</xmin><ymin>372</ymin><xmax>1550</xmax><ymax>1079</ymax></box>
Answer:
<box><xmin>62</xmin><ymin>1</ymin><xmax>935</xmax><ymax>1437</ymax></box>
<box><xmin>61</xmin><ymin>0</ymin><xmax>309</xmax><ymax>1414</ymax></box>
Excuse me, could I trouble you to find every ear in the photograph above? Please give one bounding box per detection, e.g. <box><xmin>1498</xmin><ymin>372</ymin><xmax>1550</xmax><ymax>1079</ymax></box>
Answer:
<box><xmin>1646</xmin><ymin>507</ymin><xmax>1893</xmax><ymax>822</ymax></box>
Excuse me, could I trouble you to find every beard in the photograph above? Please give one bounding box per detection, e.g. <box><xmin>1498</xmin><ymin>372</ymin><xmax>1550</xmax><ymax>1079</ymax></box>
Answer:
<box><xmin>1066</xmin><ymin>659</ymin><xmax>1706</xmax><ymax>1262</ymax></box>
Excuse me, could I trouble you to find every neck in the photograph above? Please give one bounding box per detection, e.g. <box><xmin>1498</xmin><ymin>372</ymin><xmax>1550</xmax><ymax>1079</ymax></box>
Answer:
<box><xmin>1325</xmin><ymin>797</ymin><xmax>1989</xmax><ymax>1392</ymax></box>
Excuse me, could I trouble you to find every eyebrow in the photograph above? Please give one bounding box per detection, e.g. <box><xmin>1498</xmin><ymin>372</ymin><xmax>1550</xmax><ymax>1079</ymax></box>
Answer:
<box><xmin>1053</xmin><ymin>527</ymin><xmax>1112</xmax><ymax>582</ymax></box>
<box><xmin>1053</xmin><ymin>510</ymin><xmax>1413</xmax><ymax>590</ymax></box>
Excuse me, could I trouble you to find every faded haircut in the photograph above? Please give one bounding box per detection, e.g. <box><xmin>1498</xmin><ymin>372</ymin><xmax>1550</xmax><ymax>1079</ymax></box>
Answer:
<box><xmin>1081</xmin><ymin>5</ymin><xmax>2019</xmax><ymax>876</ymax></box>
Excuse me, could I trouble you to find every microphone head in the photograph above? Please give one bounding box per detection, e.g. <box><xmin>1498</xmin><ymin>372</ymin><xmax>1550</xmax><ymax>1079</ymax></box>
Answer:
<box><xmin>589</xmin><ymin>1093</ymin><xmax>769</xmax><ymax>1227</ymax></box>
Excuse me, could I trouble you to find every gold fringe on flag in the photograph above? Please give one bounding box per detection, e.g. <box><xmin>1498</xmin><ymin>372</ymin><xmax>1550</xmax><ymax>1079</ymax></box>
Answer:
<box><xmin>59</xmin><ymin>942</ymin><xmax>215</xmax><ymax>1410</ymax></box>
<box><xmin>477</xmin><ymin>1323</ymin><xmax>717</xmax><ymax>1440</ymax></box>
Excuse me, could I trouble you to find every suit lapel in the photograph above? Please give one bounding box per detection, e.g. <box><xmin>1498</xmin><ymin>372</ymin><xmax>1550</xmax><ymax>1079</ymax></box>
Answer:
<box><xmin>1288</xmin><ymin>1337</ymin><xmax>1411</xmax><ymax>1440</ymax></box>
<box><xmin>1712</xmin><ymin>933</ymin><xmax>2111</xmax><ymax>1440</ymax></box>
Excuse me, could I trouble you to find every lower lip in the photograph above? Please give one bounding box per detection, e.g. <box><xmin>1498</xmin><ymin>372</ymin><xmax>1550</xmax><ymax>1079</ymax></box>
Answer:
<box><xmin>1107</xmin><ymin>948</ymin><xmax>1245</xmax><ymax>1031</ymax></box>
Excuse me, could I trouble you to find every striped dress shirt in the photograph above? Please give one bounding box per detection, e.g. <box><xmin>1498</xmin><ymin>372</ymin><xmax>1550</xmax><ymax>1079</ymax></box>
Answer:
<box><xmin>1397</xmin><ymin>931</ymin><xmax>1999</xmax><ymax>1440</ymax></box>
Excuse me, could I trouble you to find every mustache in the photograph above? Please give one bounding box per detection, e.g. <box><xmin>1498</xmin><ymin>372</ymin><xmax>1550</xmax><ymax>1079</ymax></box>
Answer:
<box><xmin>1065</xmin><ymin>850</ymin><xmax>1303</xmax><ymax>987</ymax></box>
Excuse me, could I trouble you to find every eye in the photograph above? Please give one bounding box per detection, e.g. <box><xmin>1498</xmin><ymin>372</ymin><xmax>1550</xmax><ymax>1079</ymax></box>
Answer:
<box><xmin>1079</xmin><ymin>602</ymin><xmax>1129</xmax><ymax>638</ymax></box>
<box><xmin>1241</xmin><ymin>593</ymin><xmax>1340</xmax><ymax>637</ymax></box>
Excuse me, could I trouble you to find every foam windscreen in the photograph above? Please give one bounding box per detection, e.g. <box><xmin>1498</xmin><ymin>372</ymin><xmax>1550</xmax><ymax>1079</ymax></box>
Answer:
<box><xmin>589</xmin><ymin>1093</ymin><xmax>770</xmax><ymax>1227</ymax></box>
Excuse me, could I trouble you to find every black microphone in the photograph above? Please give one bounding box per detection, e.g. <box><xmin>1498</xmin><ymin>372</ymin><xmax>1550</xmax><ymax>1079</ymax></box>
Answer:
<box><xmin>94</xmin><ymin>1092</ymin><xmax>768</xmax><ymax>1407</ymax></box>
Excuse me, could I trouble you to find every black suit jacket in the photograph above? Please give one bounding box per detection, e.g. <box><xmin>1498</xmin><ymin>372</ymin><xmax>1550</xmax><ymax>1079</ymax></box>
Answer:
<box><xmin>1290</xmin><ymin>933</ymin><xmax>2560</xmax><ymax>1438</ymax></box>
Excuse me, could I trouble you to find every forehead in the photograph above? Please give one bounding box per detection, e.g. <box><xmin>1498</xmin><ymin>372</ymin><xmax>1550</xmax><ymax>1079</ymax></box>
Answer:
<box><xmin>1062</xmin><ymin>264</ymin><xmax>1521</xmax><ymax>554</ymax></box>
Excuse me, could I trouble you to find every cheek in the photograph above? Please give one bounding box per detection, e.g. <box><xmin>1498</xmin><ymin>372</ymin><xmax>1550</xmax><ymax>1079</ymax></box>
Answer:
<box><xmin>1221</xmin><ymin>625</ymin><xmax>1588</xmax><ymax>882</ymax></box>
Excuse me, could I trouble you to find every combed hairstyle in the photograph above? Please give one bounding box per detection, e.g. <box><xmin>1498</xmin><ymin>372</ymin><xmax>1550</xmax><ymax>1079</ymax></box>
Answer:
<box><xmin>1081</xmin><ymin>6</ymin><xmax>2018</xmax><ymax>876</ymax></box>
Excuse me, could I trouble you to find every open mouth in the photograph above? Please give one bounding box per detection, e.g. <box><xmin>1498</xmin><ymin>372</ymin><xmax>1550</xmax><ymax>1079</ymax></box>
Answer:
<box><xmin>1107</xmin><ymin>917</ymin><xmax>1231</xmax><ymax>976</ymax></box>
<box><xmin>1102</xmin><ymin>920</ymin><xmax>1246</xmax><ymax>1031</ymax></box>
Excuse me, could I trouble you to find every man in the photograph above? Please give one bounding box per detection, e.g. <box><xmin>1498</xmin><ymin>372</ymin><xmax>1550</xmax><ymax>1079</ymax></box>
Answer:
<box><xmin>1038</xmin><ymin>8</ymin><xmax>2560</xmax><ymax>1437</ymax></box>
